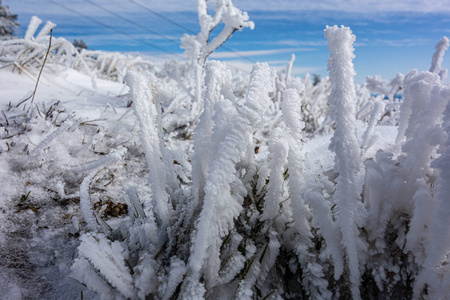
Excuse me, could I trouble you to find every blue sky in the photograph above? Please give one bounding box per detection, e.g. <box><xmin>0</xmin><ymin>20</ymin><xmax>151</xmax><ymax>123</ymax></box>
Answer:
<box><xmin>5</xmin><ymin>0</ymin><xmax>450</xmax><ymax>83</ymax></box>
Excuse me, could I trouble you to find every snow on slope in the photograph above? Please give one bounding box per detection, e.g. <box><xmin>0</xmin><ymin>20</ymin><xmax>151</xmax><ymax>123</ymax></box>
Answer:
<box><xmin>0</xmin><ymin>66</ymin><xmax>135</xmax><ymax>299</ymax></box>
<box><xmin>0</xmin><ymin>66</ymin><xmax>128</xmax><ymax>117</ymax></box>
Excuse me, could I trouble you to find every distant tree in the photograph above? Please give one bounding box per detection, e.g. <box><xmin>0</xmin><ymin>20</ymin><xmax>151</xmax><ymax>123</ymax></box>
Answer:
<box><xmin>0</xmin><ymin>0</ymin><xmax>19</xmax><ymax>40</ymax></box>
<box><xmin>312</xmin><ymin>74</ymin><xmax>321</xmax><ymax>86</ymax></box>
<box><xmin>73</xmin><ymin>39</ymin><xmax>88</xmax><ymax>52</ymax></box>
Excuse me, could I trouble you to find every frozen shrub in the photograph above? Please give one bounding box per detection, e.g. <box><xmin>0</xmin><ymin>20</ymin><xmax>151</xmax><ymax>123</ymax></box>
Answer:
<box><xmin>414</xmin><ymin>86</ymin><xmax>450</xmax><ymax>298</ymax></box>
<box><xmin>325</xmin><ymin>25</ymin><xmax>366</xmax><ymax>300</ymax></box>
<box><xmin>181</xmin><ymin>0</ymin><xmax>254</xmax><ymax>118</ymax></box>
<box><xmin>184</xmin><ymin>62</ymin><xmax>275</xmax><ymax>293</ymax></box>
<box><xmin>282</xmin><ymin>85</ymin><xmax>342</xmax><ymax>298</ymax></box>
<box><xmin>125</xmin><ymin>71</ymin><xmax>174</xmax><ymax>231</ymax></box>
<box><xmin>191</xmin><ymin>61</ymin><xmax>233</xmax><ymax>215</ymax></box>
<box><xmin>429</xmin><ymin>36</ymin><xmax>449</xmax><ymax>80</ymax></box>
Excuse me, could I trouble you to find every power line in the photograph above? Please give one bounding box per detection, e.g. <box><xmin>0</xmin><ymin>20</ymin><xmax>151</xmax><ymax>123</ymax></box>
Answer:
<box><xmin>80</xmin><ymin>0</ymin><xmax>182</xmax><ymax>48</ymax></box>
<box><xmin>128</xmin><ymin>0</ymin><xmax>196</xmax><ymax>35</ymax></box>
<box><xmin>84</xmin><ymin>0</ymin><xmax>255</xmax><ymax>63</ymax></box>
<box><xmin>46</xmin><ymin>0</ymin><xmax>179</xmax><ymax>55</ymax></box>
<box><xmin>48</xmin><ymin>0</ymin><xmax>257</xmax><ymax>64</ymax></box>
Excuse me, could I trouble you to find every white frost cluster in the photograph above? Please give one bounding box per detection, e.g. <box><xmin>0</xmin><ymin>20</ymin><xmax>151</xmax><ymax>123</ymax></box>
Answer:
<box><xmin>325</xmin><ymin>25</ymin><xmax>366</xmax><ymax>300</ymax></box>
<box><xmin>181</xmin><ymin>0</ymin><xmax>254</xmax><ymax>118</ymax></box>
<box><xmin>429</xmin><ymin>36</ymin><xmax>449</xmax><ymax>80</ymax></box>
<box><xmin>125</xmin><ymin>71</ymin><xmax>173</xmax><ymax>231</ymax></box>
<box><xmin>187</xmin><ymin>63</ymin><xmax>275</xmax><ymax>289</ymax></box>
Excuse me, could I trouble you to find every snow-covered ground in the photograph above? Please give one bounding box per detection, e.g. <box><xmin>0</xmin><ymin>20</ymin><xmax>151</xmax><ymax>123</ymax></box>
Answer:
<box><xmin>0</xmin><ymin>66</ymin><xmax>135</xmax><ymax>299</ymax></box>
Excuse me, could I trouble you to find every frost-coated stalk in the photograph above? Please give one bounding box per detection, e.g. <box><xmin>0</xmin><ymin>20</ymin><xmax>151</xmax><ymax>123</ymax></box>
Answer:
<box><xmin>181</xmin><ymin>0</ymin><xmax>254</xmax><ymax>118</ymax></box>
<box><xmin>387</xmin><ymin>73</ymin><xmax>404</xmax><ymax>101</ymax></box>
<box><xmin>284</xmin><ymin>84</ymin><xmax>345</xmax><ymax>284</ymax></box>
<box><xmin>186</xmin><ymin>63</ymin><xmax>274</xmax><ymax>291</ymax></box>
<box><xmin>282</xmin><ymin>87</ymin><xmax>334</xmax><ymax>296</ymax></box>
<box><xmin>73</xmin><ymin>233</ymin><xmax>136</xmax><ymax>299</ymax></box>
<box><xmin>361</xmin><ymin>100</ymin><xmax>386</xmax><ymax>151</ymax></box>
<box><xmin>260</xmin><ymin>128</ymin><xmax>289</xmax><ymax>221</ymax></box>
<box><xmin>402</xmin><ymin>81</ymin><xmax>445</xmax><ymax>261</ymax></box>
<box><xmin>36</xmin><ymin>21</ymin><xmax>56</xmax><ymax>39</ymax></box>
<box><xmin>429</xmin><ymin>36</ymin><xmax>449</xmax><ymax>80</ymax></box>
<box><xmin>75</xmin><ymin>51</ymin><xmax>98</xmax><ymax>90</ymax></box>
<box><xmin>325</xmin><ymin>25</ymin><xmax>365</xmax><ymax>300</ymax></box>
<box><xmin>25</xmin><ymin>16</ymin><xmax>42</xmax><ymax>40</ymax></box>
<box><xmin>280</xmin><ymin>86</ymin><xmax>310</xmax><ymax>239</ymax></box>
<box><xmin>25</xmin><ymin>118</ymin><xmax>76</xmax><ymax>166</ymax></box>
<box><xmin>195</xmin><ymin>0</ymin><xmax>254</xmax><ymax>64</ymax></box>
<box><xmin>415</xmin><ymin>87</ymin><xmax>450</xmax><ymax>298</ymax></box>
<box><xmin>193</xmin><ymin>64</ymin><xmax>204</xmax><ymax>119</ymax></box>
<box><xmin>80</xmin><ymin>171</ymin><xmax>100</xmax><ymax>231</ymax></box>
<box><xmin>286</xmin><ymin>54</ymin><xmax>295</xmax><ymax>85</ymax></box>
<box><xmin>125</xmin><ymin>71</ymin><xmax>173</xmax><ymax>230</ymax></box>
<box><xmin>191</xmin><ymin>61</ymin><xmax>230</xmax><ymax>209</ymax></box>
<box><xmin>79</xmin><ymin>146</ymin><xmax>127</xmax><ymax>231</ymax></box>
<box><xmin>395</xmin><ymin>70</ymin><xmax>418</xmax><ymax>145</ymax></box>
<box><xmin>396</xmin><ymin>71</ymin><xmax>437</xmax><ymax>146</ymax></box>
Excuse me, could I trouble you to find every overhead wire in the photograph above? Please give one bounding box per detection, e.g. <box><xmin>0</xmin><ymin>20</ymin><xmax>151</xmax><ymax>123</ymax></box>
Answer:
<box><xmin>45</xmin><ymin>0</ymin><xmax>179</xmax><ymax>56</ymax></box>
<box><xmin>79</xmin><ymin>0</ymin><xmax>182</xmax><ymax>48</ymax></box>
<box><xmin>47</xmin><ymin>0</ymin><xmax>257</xmax><ymax>64</ymax></box>
<box><xmin>128</xmin><ymin>0</ymin><xmax>196</xmax><ymax>35</ymax></box>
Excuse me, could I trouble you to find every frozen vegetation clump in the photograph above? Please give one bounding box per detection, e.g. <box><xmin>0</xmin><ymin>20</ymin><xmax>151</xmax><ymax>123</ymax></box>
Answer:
<box><xmin>2</xmin><ymin>2</ymin><xmax>450</xmax><ymax>299</ymax></box>
<box><xmin>0</xmin><ymin>16</ymin><xmax>157</xmax><ymax>87</ymax></box>
<box><xmin>67</xmin><ymin>24</ymin><xmax>450</xmax><ymax>300</ymax></box>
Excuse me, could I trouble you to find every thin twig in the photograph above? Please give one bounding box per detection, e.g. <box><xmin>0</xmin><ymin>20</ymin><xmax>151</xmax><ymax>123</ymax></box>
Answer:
<box><xmin>79</xmin><ymin>118</ymin><xmax>107</xmax><ymax>125</ymax></box>
<box><xmin>30</xmin><ymin>30</ymin><xmax>53</xmax><ymax>105</ymax></box>
<box><xmin>2</xmin><ymin>133</ymin><xmax>23</xmax><ymax>140</ymax></box>
<box><xmin>1</xmin><ymin>110</ymin><xmax>9</xmax><ymax>126</ymax></box>
<box><xmin>15</xmin><ymin>30</ymin><xmax>53</xmax><ymax>109</ymax></box>
<box><xmin>34</xmin><ymin>103</ymin><xmax>43</xmax><ymax>118</ymax></box>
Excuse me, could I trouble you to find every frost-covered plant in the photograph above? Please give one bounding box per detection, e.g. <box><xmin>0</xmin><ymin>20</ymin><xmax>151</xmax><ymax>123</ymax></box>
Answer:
<box><xmin>53</xmin><ymin>18</ymin><xmax>450</xmax><ymax>300</ymax></box>
<box><xmin>183</xmin><ymin>62</ymin><xmax>275</xmax><ymax>297</ymax></box>
<box><xmin>269</xmin><ymin>58</ymin><xmax>334</xmax><ymax>135</ymax></box>
<box><xmin>181</xmin><ymin>0</ymin><xmax>254</xmax><ymax>69</ymax></box>
<box><xmin>418</xmin><ymin>87</ymin><xmax>450</xmax><ymax>298</ymax></box>
<box><xmin>281</xmin><ymin>83</ymin><xmax>344</xmax><ymax>298</ymax></box>
<box><xmin>0</xmin><ymin>16</ymin><xmax>96</xmax><ymax>85</ymax></box>
<box><xmin>1</xmin><ymin>16</ymin><xmax>156</xmax><ymax>87</ymax></box>
<box><xmin>366</xmin><ymin>73</ymin><xmax>403</xmax><ymax>100</ymax></box>
<box><xmin>181</xmin><ymin>0</ymin><xmax>254</xmax><ymax>118</ymax></box>
<box><xmin>74</xmin><ymin>49</ymin><xmax>157</xmax><ymax>82</ymax></box>
<box><xmin>429</xmin><ymin>36</ymin><xmax>449</xmax><ymax>80</ymax></box>
<box><xmin>363</xmin><ymin>69</ymin><xmax>449</xmax><ymax>299</ymax></box>
<box><xmin>325</xmin><ymin>25</ymin><xmax>367</xmax><ymax>299</ymax></box>
<box><xmin>362</xmin><ymin>73</ymin><xmax>403</xmax><ymax>127</ymax></box>
<box><xmin>125</xmin><ymin>71</ymin><xmax>174</xmax><ymax>231</ymax></box>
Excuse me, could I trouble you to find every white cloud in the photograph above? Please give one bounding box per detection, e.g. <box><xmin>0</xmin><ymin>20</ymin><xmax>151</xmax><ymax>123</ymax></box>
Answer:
<box><xmin>238</xmin><ymin>0</ymin><xmax>450</xmax><ymax>13</ymax></box>
<box><xmin>373</xmin><ymin>38</ymin><xmax>433</xmax><ymax>47</ymax></box>
<box><xmin>210</xmin><ymin>48</ymin><xmax>314</xmax><ymax>59</ymax></box>
<box><xmin>255</xmin><ymin>39</ymin><xmax>327</xmax><ymax>47</ymax></box>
